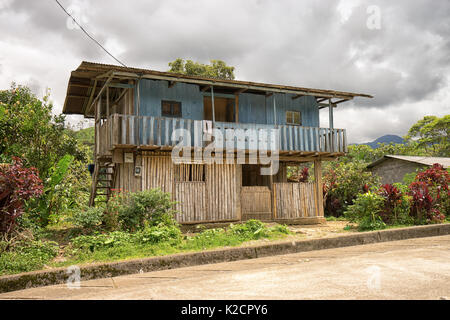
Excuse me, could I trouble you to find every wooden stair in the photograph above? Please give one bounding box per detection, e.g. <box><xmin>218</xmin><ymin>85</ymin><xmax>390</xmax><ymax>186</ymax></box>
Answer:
<box><xmin>89</xmin><ymin>161</ymin><xmax>116</xmax><ymax>207</ymax></box>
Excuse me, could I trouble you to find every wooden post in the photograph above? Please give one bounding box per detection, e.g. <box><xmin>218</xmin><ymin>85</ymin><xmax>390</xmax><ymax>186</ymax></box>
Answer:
<box><xmin>273</xmin><ymin>95</ymin><xmax>277</xmax><ymax>126</ymax></box>
<box><xmin>328</xmin><ymin>98</ymin><xmax>334</xmax><ymax>129</ymax></box>
<box><xmin>314</xmin><ymin>160</ymin><xmax>324</xmax><ymax>217</ymax></box>
<box><xmin>211</xmin><ymin>86</ymin><xmax>215</xmax><ymax>125</ymax></box>
<box><xmin>235</xmin><ymin>94</ymin><xmax>239</xmax><ymax>123</ymax></box>
<box><xmin>329</xmin><ymin>99</ymin><xmax>334</xmax><ymax>152</ymax></box>
<box><xmin>269</xmin><ymin>173</ymin><xmax>275</xmax><ymax>220</ymax></box>
<box><xmin>106</xmin><ymin>86</ymin><xmax>110</xmax><ymax>118</ymax></box>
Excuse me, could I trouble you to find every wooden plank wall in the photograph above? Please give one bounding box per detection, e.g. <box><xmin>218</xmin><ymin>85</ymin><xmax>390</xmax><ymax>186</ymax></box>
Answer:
<box><xmin>141</xmin><ymin>156</ymin><xmax>173</xmax><ymax>193</ymax></box>
<box><xmin>136</xmin><ymin>155</ymin><xmax>238</xmax><ymax>224</ymax></box>
<box><xmin>174</xmin><ymin>182</ymin><xmax>207</xmax><ymax>223</ymax></box>
<box><xmin>205</xmin><ymin>163</ymin><xmax>238</xmax><ymax>222</ymax></box>
<box><xmin>273</xmin><ymin>182</ymin><xmax>318</xmax><ymax>219</ymax></box>
<box><xmin>115</xmin><ymin>156</ymin><xmax>142</xmax><ymax>193</ymax></box>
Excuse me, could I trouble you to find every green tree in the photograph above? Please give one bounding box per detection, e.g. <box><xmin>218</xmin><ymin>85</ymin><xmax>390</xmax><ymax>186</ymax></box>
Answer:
<box><xmin>0</xmin><ymin>84</ymin><xmax>89</xmax><ymax>179</ymax></box>
<box><xmin>405</xmin><ymin>115</ymin><xmax>450</xmax><ymax>156</ymax></box>
<box><xmin>168</xmin><ymin>58</ymin><xmax>235</xmax><ymax>80</ymax></box>
<box><xmin>0</xmin><ymin>84</ymin><xmax>92</xmax><ymax>223</ymax></box>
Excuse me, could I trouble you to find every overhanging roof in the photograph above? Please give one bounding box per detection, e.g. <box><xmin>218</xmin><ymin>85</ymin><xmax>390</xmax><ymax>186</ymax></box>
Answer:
<box><xmin>63</xmin><ymin>61</ymin><xmax>373</xmax><ymax>116</ymax></box>
<box><xmin>367</xmin><ymin>155</ymin><xmax>450</xmax><ymax>169</ymax></box>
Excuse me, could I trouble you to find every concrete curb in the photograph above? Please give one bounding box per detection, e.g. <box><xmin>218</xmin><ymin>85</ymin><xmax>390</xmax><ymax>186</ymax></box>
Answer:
<box><xmin>1</xmin><ymin>223</ymin><xmax>449</xmax><ymax>294</ymax></box>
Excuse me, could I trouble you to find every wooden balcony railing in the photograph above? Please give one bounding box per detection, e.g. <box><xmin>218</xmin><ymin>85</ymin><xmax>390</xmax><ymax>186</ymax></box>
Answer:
<box><xmin>96</xmin><ymin>114</ymin><xmax>347</xmax><ymax>157</ymax></box>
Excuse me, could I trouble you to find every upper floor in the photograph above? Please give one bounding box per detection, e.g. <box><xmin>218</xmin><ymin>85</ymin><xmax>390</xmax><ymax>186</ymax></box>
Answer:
<box><xmin>63</xmin><ymin>62</ymin><xmax>372</xmax><ymax>160</ymax></box>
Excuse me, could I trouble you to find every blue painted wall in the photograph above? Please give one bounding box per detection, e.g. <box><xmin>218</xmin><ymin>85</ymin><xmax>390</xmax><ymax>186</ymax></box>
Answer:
<box><xmin>136</xmin><ymin>79</ymin><xmax>319</xmax><ymax>127</ymax></box>
<box><xmin>136</xmin><ymin>79</ymin><xmax>204</xmax><ymax>120</ymax></box>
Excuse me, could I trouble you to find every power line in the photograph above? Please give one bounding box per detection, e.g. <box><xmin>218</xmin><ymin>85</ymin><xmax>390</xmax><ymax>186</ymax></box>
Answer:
<box><xmin>55</xmin><ymin>0</ymin><xmax>127</xmax><ymax>67</ymax></box>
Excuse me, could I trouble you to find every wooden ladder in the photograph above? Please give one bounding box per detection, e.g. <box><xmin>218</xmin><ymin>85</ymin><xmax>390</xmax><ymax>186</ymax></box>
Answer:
<box><xmin>89</xmin><ymin>161</ymin><xmax>116</xmax><ymax>207</ymax></box>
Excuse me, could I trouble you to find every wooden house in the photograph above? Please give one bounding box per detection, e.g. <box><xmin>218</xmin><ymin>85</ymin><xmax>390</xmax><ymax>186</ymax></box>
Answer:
<box><xmin>62</xmin><ymin>61</ymin><xmax>372</xmax><ymax>225</ymax></box>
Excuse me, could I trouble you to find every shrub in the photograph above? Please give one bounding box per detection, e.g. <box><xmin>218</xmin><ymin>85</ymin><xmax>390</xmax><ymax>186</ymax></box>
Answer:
<box><xmin>134</xmin><ymin>225</ymin><xmax>182</xmax><ymax>244</ymax></box>
<box><xmin>268</xmin><ymin>224</ymin><xmax>291</xmax><ymax>234</ymax></box>
<box><xmin>408</xmin><ymin>181</ymin><xmax>435</xmax><ymax>223</ymax></box>
<box><xmin>344</xmin><ymin>192</ymin><xmax>386</xmax><ymax>231</ymax></box>
<box><xmin>107</xmin><ymin>189</ymin><xmax>177</xmax><ymax>231</ymax></box>
<box><xmin>288</xmin><ymin>166</ymin><xmax>309</xmax><ymax>182</ymax></box>
<box><xmin>0</xmin><ymin>158</ymin><xmax>43</xmax><ymax>237</ymax></box>
<box><xmin>378</xmin><ymin>184</ymin><xmax>412</xmax><ymax>225</ymax></box>
<box><xmin>70</xmin><ymin>207</ymin><xmax>104</xmax><ymax>232</ymax></box>
<box><xmin>412</xmin><ymin>163</ymin><xmax>449</xmax><ymax>218</ymax></box>
<box><xmin>230</xmin><ymin>220</ymin><xmax>269</xmax><ymax>239</ymax></box>
<box><xmin>323</xmin><ymin>160</ymin><xmax>379</xmax><ymax>217</ymax></box>
<box><xmin>70</xmin><ymin>231</ymin><xmax>133</xmax><ymax>252</ymax></box>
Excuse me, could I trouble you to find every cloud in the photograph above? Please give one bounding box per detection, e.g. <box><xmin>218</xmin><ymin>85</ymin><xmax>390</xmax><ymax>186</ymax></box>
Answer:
<box><xmin>0</xmin><ymin>0</ymin><xmax>449</xmax><ymax>140</ymax></box>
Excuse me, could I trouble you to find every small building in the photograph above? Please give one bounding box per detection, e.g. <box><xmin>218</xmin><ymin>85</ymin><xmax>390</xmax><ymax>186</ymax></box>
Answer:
<box><xmin>62</xmin><ymin>61</ymin><xmax>372</xmax><ymax>225</ymax></box>
<box><xmin>367</xmin><ymin>155</ymin><xmax>450</xmax><ymax>185</ymax></box>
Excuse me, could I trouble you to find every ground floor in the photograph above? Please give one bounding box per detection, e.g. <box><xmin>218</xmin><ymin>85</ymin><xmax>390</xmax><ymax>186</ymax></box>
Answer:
<box><xmin>2</xmin><ymin>234</ymin><xmax>449</xmax><ymax>299</ymax></box>
<box><xmin>102</xmin><ymin>150</ymin><xmax>326</xmax><ymax>224</ymax></box>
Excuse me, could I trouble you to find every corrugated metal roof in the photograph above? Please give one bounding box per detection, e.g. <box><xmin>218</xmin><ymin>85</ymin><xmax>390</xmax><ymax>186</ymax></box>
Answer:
<box><xmin>62</xmin><ymin>61</ymin><xmax>373</xmax><ymax>116</ymax></box>
<box><xmin>367</xmin><ymin>155</ymin><xmax>450</xmax><ymax>169</ymax></box>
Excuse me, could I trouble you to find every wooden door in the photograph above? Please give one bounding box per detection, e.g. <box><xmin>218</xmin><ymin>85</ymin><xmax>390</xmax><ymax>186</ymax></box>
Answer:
<box><xmin>241</xmin><ymin>186</ymin><xmax>272</xmax><ymax>221</ymax></box>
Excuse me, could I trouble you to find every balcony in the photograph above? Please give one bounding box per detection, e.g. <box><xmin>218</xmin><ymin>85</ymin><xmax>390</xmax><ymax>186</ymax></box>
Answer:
<box><xmin>96</xmin><ymin>114</ymin><xmax>347</xmax><ymax>158</ymax></box>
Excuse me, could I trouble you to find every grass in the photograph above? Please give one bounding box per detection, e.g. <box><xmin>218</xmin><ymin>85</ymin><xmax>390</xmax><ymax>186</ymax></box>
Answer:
<box><xmin>52</xmin><ymin>222</ymin><xmax>291</xmax><ymax>268</ymax></box>
<box><xmin>0</xmin><ymin>240</ymin><xmax>59</xmax><ymax>276</ymax></box>
<box><xmin>0</xmin><ymin>221</ymin><xmax>292</xmax><ymax>275</ymax></box>
<box><xmin>325</xmin><ymin>216</ymin><xmax>348</xmax><ymax>222</ymax></box>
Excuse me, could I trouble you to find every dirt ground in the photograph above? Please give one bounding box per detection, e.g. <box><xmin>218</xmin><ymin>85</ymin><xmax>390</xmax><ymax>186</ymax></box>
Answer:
<box><xmin>286</xmin><ymin>220</ymin><xmax>354</xmax><ymax>239</ymax></box>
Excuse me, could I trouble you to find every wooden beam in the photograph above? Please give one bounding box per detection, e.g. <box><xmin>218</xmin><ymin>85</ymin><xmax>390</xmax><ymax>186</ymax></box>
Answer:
<box><xmin>318</xmin><ymin>103</ymin><xmax>337</xmax><ymax>109</ymax></box>
<box><xmin>316</xmin><ymin>97</ymin><xmax>328</xmax><ymax>103</ymax></box>
<box><xmin>234</xmin><ymin>88</ymin><xmax>247</xmax><ymax>94</ymax></box>
<box><xmin>86</xmin><ymin>79</ymin><xmax>98</xmax><ymax>115</ymax></box>
<box><xmin>113</xmin><ymin>88</ymin><xmax>128</xmax><ymax>105</ymax></box>
<box><xmin>86</xmin><ymin>76</ymin><xmax>113</xmax><ymax>115</ymax></box>
<box><xmin>333</xmin><ymin>98</ymin><xmax>351</xmax><ymax>104</ymax></box>
<box><xmin>108</xmin><ymin>83</ymin><xmax>134</xmax><ymax>89</ymax></box>
<box><xmin>68</xmin><ymin>94</ymin><xmax>89</xmax><ymax>99</ymax></box>
<box><xmin>69</xmin><ymin>83</ymin><xmax>91</xmax><ymax>88</ymax></box>
<box><xmin>200</xmin><ymin>85</ymin><xmax>211</xmax><ymax>92</ymax></box>
<box><xmin>292</xmin><ymin>94</ymin><xmax>304</xmax><ymax>100</ymax></box>
<box><xmin>265</xmin><ymin>92</ymin><xmax>273</xmax><ymax>97</ymax></box>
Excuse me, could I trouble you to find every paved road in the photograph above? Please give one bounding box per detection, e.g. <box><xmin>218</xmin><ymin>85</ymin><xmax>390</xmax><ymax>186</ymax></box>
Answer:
<box><xmin>1</xmin><ymin>235</ymin><xmax>450</xmax><ymax>300</ymax></box>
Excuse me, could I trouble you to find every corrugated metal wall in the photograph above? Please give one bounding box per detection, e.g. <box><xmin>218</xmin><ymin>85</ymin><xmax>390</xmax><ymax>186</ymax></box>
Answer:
<box><xmin>136</xmin><ymin>79</ymin><xmax>320</xmax><ymax>127</ymax></box>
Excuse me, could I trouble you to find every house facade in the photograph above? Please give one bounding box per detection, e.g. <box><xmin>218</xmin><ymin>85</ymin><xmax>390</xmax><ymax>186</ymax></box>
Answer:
<box><xmin>63</xmin><ymin>61</ymin><xmax>372</xmax><ymax>225</ymax></box>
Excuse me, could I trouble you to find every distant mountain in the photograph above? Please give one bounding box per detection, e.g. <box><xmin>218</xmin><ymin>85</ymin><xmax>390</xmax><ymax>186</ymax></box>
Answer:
<box><xmin>361</xmin><ymin>135</ymin><xmax>404</xmax><ymax>149</ymax></box>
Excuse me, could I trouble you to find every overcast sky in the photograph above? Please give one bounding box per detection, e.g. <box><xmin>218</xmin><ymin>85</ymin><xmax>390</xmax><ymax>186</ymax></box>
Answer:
<box><xmin>1</xmin><ymin>0</ymin><xmax>449</xmax><ymax>143</ymax></box>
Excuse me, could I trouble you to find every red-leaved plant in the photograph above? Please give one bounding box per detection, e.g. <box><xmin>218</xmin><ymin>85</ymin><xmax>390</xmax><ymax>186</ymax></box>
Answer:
<box><xmin>378</xmin><ymin>184</ymin><xmax>403</xmax><ymax>223</ymax></box>
<box><xmin>0</xmin><ymin>157</ymin><xmax>43</xmax><ymax>236</ymax></box>
<box><xmin>409</xmin><ymin>163</ymin><xmax>449</xmax><ymax>223</ymax></box>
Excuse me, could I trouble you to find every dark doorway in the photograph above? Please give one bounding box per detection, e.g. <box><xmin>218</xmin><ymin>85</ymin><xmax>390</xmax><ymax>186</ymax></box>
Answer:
<box><xmin>242</xmin><ymin>164</ymin><xmax>271</xmax><ymax>187</ymax></box>
<box><xmin>203</xmin><ymin>97</ymin><xmax>234</xmax><ymax>122</ymax></box>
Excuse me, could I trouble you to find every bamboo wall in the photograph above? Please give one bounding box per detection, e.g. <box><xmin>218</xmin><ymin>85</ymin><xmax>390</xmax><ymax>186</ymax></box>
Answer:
<box><xmin>113</xmin><ymin>154</ymin><xmax>322</xmax><ymax>224</ymax></box>
<box><xmin>273</xmin><ymin>182</ymin><xmax>318</xmax><ymax>219</ymax></box>
<box><xmin>133</xmin><ymin>155</ymin><xmax>240</xmax><ymax>224</ymax></box>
